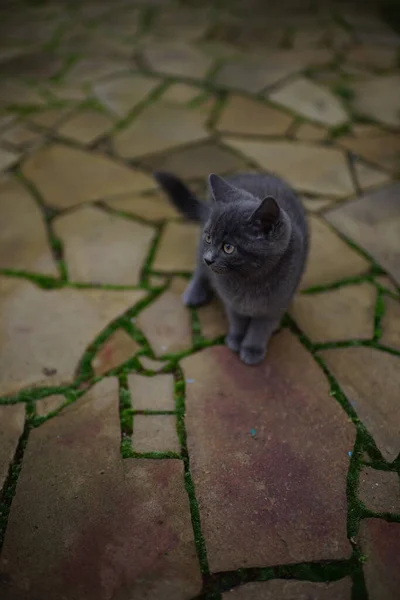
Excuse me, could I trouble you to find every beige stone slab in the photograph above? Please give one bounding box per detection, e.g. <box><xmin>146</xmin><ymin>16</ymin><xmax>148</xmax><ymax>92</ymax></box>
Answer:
<box><xmin>216</xmin><ymin>95</ymin><xmax>292</xmax><ymax>136</ymax></box>
<box><xmin>359</xmin><ymin>467</ymin><xmax>400</xmax><ymax>513</ymax></box>
<box><xmin>36</xmin><ymin>395</ymin><xmax>65</xmax><ymax>417</ymax></box>
<box><xmin>0</xmin><ymin>146</ymin><xmax>21</xmax><ymax>172</ymax></box>
<box><xmin>351</xmin><ymin>75</ymin><xmax>400</xmax><ymax>129</ymax></box>
<box><xmin>63</xmin><ymin>57</ymin><xmax>129</xmax><ymax>85</ymax></box>
<box><xmin>0</xmin><ymin>404</ymin><xmax>25</xmax><ymax>489</ymax></box>
<box><xmin>106</xmin><ymin>191</ymin><xmax>179</xmax><ymax>221</ymax></box>
<box><xmin>197</xmin><ymin>299</ymin><xmax>228</xmax><ymax>340</ymax></box>
<box><xmin>162</xmin><ymin>83</ymin><xmax>202</xmax><ymax>104</ymax></box>
<box><xmin>270</xmin><ymin>77</ymin><xmax>348</xmax><ymax>126</ymax></box>
<box><xmin>223</xmin><ymin>139</ymin><xmax>355</xmax><ymax>198</ymax></box>
<box><xmin>92</xmin><ymin>329</ymin><xmax>140</xmax><ymax>376</ymax></box>
<box><xmin>27</xmin><ymin>107</ymin><xmax>73</xmax><ymax>129</ymax></box>
<box><xmin>223</xmin><ymin>579</ymin><xmax>352</xmax><ymax>600</ymax></box>
<box><xmin>339</xmin><ymin>132</ymin><xmax>400</xmax><ymax>172</ymax></box>
<box><xmin>347</xmin><ymin>45</ymin><xmax>398</xmax><ymax>70</ymax></box>
<box><xmin>138</xmin><ymin>356</ymin><xmax>168</xmax><ymax>372</ymax></box>
<box><xmin>94</xmin><ymin>74</ymin><xmax>159</xmax><ymax>118</ymax></box>
<box><xmin>22</xmin><ymin>144</ymin><xmax>156</xmax><ymax>209</ymax></box>
<box><xmin>0</xmin><ymin>81</ymin><xmax>45</xmax><ymax>109</ymax></box>
<box><xmin>143</xmin><ymin>41</ymin><xmax>213</xmax><ymax>79</ymax></box>
<box><xmin>54</xmin><ymin>205</ymin><xmax>154</xmax><ymax>285</ymax></box>
<box><xmin>0</xmin><ymin>174</ymin><xmax>58</xmax><ymax>275</ymax></box>
<box><xmin>295</xmin><ymin>122</ymin><xmax>327</xmax><ymax>142</ymax></box>
<box><xmin>1</xmin><ymin>123</ymin><xmax>43</xmax><ymax>149</ymax></box>
<box><xmin>153</xmin><ymin>221</ymin><xmax>200</xmax><ymax>273</ymax></box>
<box><xmin>354</xmin><ymin>160</ymin><xmax>392</xmax><ymax>191</ymax></box>
<box><xmin>128</xmin><ymin>373</ymin><xmax>175</xmax><ymax>411</ymax></box>
<box><xmin>301</xmin><ymin>197</ymin><xmax>335</xmax><ymax>213</ymax></box>
<box><xmin>133</xmin><ymin>414</ymin><xmax>180</xmax><ymax>453</ymax></box>
<box><xmin>381</xmin><ymin>296</ymin><xmax>400</xmax><ymax>351</ymax></box>
<box><xmin>57</xmin><ymin>109</ymin><xmax>113</xmax><ymax>145</ymax></box>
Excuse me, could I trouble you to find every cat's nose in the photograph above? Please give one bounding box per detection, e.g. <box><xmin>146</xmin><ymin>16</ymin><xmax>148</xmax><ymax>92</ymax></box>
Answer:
<box><xmin>204</xmin><ymin>256</ymin><xmax>214</xmax><ymax>266</ymax></box>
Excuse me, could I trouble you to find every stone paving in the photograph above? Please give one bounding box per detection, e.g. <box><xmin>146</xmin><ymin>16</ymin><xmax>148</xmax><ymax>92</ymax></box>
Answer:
<box><xmin>0</xmin><ymin>1</ymin><xmax>399</xmax><ymax>599</ymax></box>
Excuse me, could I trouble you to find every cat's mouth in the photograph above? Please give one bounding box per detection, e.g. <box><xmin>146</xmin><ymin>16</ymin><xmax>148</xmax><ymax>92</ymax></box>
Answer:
<box><xmin>209</xmin><ymin>265</ymin><xmax>226</xmax><ymax>274</ymax></box>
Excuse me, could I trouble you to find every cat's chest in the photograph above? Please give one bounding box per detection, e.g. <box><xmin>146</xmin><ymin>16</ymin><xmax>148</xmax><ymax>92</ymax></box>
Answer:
<box><xmin>211</xmin><ymin>274</ymin><xmax>273</xmax><ymax>316</ymax></box>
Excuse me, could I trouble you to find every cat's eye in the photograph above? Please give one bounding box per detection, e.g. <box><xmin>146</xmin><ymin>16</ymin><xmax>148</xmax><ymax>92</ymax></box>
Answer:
<box><xmin>204</xmin><ymin>233</ymin><xmax>211</xmax><ymax>244</ymax></box>
<box><xmin>223</xmin><ymin>243</ymin><xmax>235</xmax><ymax>254</ymax></box>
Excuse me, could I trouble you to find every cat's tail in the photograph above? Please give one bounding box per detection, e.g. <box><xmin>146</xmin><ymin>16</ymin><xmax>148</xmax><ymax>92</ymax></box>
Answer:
<box><xmin>153</xmin><ymin>171</ymin><xmax>209</xmax><ymax>223</ymax></box>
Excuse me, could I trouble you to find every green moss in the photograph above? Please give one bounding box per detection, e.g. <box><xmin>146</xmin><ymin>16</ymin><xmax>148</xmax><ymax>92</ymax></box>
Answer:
<box><xmin>328</xmin><ymin>122</ymin><xmax>352</xmax><ymax>139</ymax></box>
<box><xmin>333</xmin><ymin>84</ymin><xmax>355</xmax><ymax>101</ymax></box>
<box><xmin>373</xmin><ymin>293</ymin><xmax>386</xmax><ymax>341</ymax></box>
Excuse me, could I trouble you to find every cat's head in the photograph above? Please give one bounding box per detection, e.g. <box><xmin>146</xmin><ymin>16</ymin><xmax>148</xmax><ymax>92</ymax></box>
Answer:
<box><xmin>202</xmin><ymin>174</ymin><xmax>292</xmax><ymax>276</ymax></box>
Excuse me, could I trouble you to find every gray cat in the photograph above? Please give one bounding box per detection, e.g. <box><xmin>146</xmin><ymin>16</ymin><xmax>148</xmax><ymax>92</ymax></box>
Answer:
<box><xmin>154</xmin><ymin>171</ymin><xmax>308</xmax><ymax>365</ymax></box>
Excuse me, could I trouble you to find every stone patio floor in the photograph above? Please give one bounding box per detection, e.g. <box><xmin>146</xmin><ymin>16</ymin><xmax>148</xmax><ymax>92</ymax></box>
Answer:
<box><xmin>0</xmin><ymin>0</ymin><xmax>400</xmax><ymax>598</ymax></box>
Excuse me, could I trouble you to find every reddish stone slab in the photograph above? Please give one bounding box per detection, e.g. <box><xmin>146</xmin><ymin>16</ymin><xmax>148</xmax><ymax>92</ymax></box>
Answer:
<box><xmin>0</xmin><ymin>379</ymin><xmax>201</xmax><ymax>600</ymax></box>
<box><xmin>0</xmin><ymin>404</ymin><xmax>25</xmax><ymax>490</ymax></box>
<box><xmin>359</xmin><ymin>467</ymin><xmax>400</xmax><ymax>514</ymax></box>
<box><xmin>182</xmin><ymin>330</ymin><xmax>355</xmax><ymax>572</ymax></box>
<box><xmin>223</xmin><ymin>578</ymin><xmax>352</xmax><ymax>599</ymax></box>
<box><xmin>358</xmin><ymin>519</ymin><xmax>400</xmax><ymax>600</ymax></box>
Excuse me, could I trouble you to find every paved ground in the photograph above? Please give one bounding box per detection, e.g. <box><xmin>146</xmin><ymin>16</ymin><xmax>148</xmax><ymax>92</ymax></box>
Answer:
<box><xmin>0</xmin><ymin>0</ymin><xmax>400</xmax><ymax>599</ymax></box>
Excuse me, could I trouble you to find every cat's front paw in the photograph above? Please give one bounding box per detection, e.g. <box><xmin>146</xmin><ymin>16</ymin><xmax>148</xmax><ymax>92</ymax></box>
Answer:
<box><xmin>225</xmin><ymin>333</ymin><xmax>243</xmax><ymax>353</ymax></box>
<box><xmin>182</xmin><ymin>281</ymin><xmax>212</xmax><ymax>308</ymax></box>
<box><xmin>240</xmin><ymin>346</ymin><xmax>266</xmax><ymax>366</ymax></box>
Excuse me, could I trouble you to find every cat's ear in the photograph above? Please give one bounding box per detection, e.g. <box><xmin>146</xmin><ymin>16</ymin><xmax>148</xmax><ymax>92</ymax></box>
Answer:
<box><xmin>250</xmin><ymin>196</ymin><xmax>280</xmax><ymax>230</ymax></box>
<box><xmin>208</xmin><ymin>174</ymin><xmax>240</xmax><ymax>204</ymax></box>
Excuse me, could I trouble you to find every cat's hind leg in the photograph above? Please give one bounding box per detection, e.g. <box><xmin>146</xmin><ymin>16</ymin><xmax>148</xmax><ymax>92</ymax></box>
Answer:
<box><xmin>182</xmin><ymin>264</ymin><xmax>213</xmax><ymax>308</ymax></box>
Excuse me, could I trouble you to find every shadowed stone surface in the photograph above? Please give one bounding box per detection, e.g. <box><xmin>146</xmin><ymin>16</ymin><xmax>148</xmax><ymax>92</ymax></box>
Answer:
<box><xmin>162</xmin><ymin>83</ymin><xmax>203</xmax><ymax>104</ymax></box>
<box><xmin>351</xmin><ymin>75</ymin><xmax>400</xmax><ymax>128</ymax></box>
<box><xmin>359</xmin><ymin>467</ymin><xmax>400</xmax><ymax>513</ymax></box>
<box><xmin>35</xmin><ymin>395</ymin><xmax>65</xmax><ymax>418</ymax></box>
<box><xmin>137</xmin><ymin>278</ymin><xmax>192</xmax><ymax>356</ymax></box>
<box><xmin>182</xmin><ymin>330</ymin><xmax>354</xmax><ymax>571</ymax></box>
<box><xmin>1</xmin><ymin>124</ymin><xmax>43</xmax><ymax>150</ymax></box>
<box><xmin>54</xmin><ymin>205</ymin><xmax>155</xmax><ymax>285</ymax></box>
<box><xmin>354</xmin><ymin>160</ymin><xmax>391</xmax><ymax>191</ymax></box>
<box><xmin>290</xmin><ymin>284</ymin><xmax>376</xmax><ymax>343</ymax></box>
<box><xmin>347</xmin><ymin>45</ymin><xmax>398</xmax><ymax>70</ymax></box>
<box><xmin>27</xmin><ymin>107</ymin><xmax>72</xmax><ymax>129</ymax></box>
<box><xmin>106</xmin><ymin>190</ymin><xmax>179</xmax><ymax>221</ymax></box>
<box><xmin>270</xmin><ymin>77</ymin><xmax>348</xmax><ymax>126</ymax></box>
<box><xmin>143</xmin><ymin>42</ymin><xmax>213</xmax><ymax>79</ymax></box>
<box><xmin>0</xmin><ymin>379</ymin><xmax>201</xmax><ymax>600</ymax></box>
<box><xmin>300</xmin><ymin>216</ymin><xmax>369</xmax><ymax>289</ymax></box>
<box><xmin>57</xmin><ymin>109</ymin><xmax>113</xmax><ymax>145</ymax></box>
<box><xmin>326</xmin><ymin>183</ymin><xmax>400</xmax><ymax>286</ymax></box>
<box><xmin>358</xmin><ymin>519</ymin><xmax>400</xmax><ymax>600</ymax></box>
<box><xmin>301</xmin><ymin>197</ymin><xmax>335</xmax><ymax>213</ymax></box>
<box><xmin>216</xmin><ymin>95</ymin><xmax>292</xmax><ymax>136</ymax></box>
<box><xmin>320</xmin><ymin>346</ymin><xmax>400</xmax><ymax>462</ymax></box>
<box><xmin>94</xmin><ymin>74</ymin><xmax>159</xmax><ymax>117</ymax></box>
<box><xmin>133</xmin><ymin>415</ymin><xmax>180</xmax><ymax>453</ymax></box>
<box><xmin>153</xmin><ymin>221</ymin><xmax>200</xmax><ymax>273</ymax></box>
<box><xmin>128</xmin><ymin>374</ymin><xmax>175</xmax><ymax>411</ymax></box>
<box><xmin>0</xmin><ymin>404</ymin><xmax>25</xmax><ymax>489</ymax></box>
<box><xmin>223</xmin><ymin>139</ymin><xmax>354</xmax><ymax>197</ymax></box>
<box><xmin>295</xmin><ymin>122</ymin><xmax>327</xmax><ymax>141</ymax></box>
<box><xmin>92</xmin><ymin>329</ymin><xmax>140</xmax><ymax>377</ymax></box>
<box><xmin>197</xmin><ymin>299</ymin><xmax>228</xmax><ymax>340</ymax></box>
<box><xmin>0</xmin><ymin>277</ymin><xmax>145</xmax><ymax>395</ymax></box>
<box><xmin>22</xmin><ymin>144</ymin><xmax>156</xmax><ymax>209</ymax></box>
<box><xmin>339</xmin><ymin>131</ymin><xmax>400</xmax><ymax>172</ymax></box>
<box><xmin>381</xmin><ymin>296</ymin><xmax>400</xmax><ymax>351</ymax></box>
<box><xmin>0</xmin><ymin>147</ymin><xmax>21</xmax><ymax>172</ymax></box>
<box><xmin>0</xmin><ymin>175</ymin><xmax>58</xmax><ymax>276</ymax></box>
<box><xmin>223</xmin><ymin>579</ymin><xmax>352</xmax><ymax>600</ymax></box>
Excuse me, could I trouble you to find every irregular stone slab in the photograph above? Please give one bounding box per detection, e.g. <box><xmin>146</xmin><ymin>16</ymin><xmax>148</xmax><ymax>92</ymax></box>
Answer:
<box><xmin>137</xmin><ymin>278</ymin><xmax>192</xmax><ymax>356</ymax></box>
<box><xmin>35</xmin><ymin>395</ymin><xmax>65</xmax><ymax>418</ymax></box>
<box><xmin>270</xmin><ymin>77</ymin><xmax>348</xmax><ymax>126</ymax></box>
<box><xmin>375</xmin><ymin>276</ymin><xmax>399</xmax><ymax>294</ymax></box>
<box><xmin>0</xmin><ymin>277</ymin><xmax>145</xmax><ymax>395</ymax></box>
<box><xmin>223</xmin><ymin>579</ymin><xmax>352</xmax><ymax>600</ymax></box>
<box><xmin>0</xmin><ymin>146</ymin><xmax>20</xmax><ymax>172</ymax></box>
<box><xmin>27</xmin><ymin>107</ymin><xmax>72</xmax><ymax>129</ymax></box>
<box><xmin>113</xmin><ymin>103</ymin><xmax>210</xmax><ymax>159</ymax></box>
<box><xmin>94</xmin><ymin>74</ymin><xmax>159</xmax><ymax>118</ymax></box>
<box><xmin>133</xmin><ymin>414</ymin><xmax>180</xmax><ymax>453</ymax></box>
<box><xmin>152</xmin><ymin>7</ymin><xmax>211</xmax><ymax>42</ymax></box>
<box><xmin>351</xmin><ymin>75</ymin><xmax>400</xmax><ymax>128</ymax></box>
<box><xmin>347</xmin><ymin>45</ymin><xmax>398</xmax><ymax>70</ymax></box>
<box><xmin>1</xmin><ymin>123</ymin><xmax>43</xmax><ymax>149</ymax></box>
<box><xmin>106</xmin><ymin>190</ymin><xmax>179</xmax><ymax>221</ymax></box>
<box><xmin>143</xmin><ymin>42</ymin><xmax>213</xmax><ymax>79</ymax></box>
<box><xmin>23</xmin><ymin>144</ymin><xmax>156</xmax><ymax>209</ymax></box>
<box><xmin>0</xmin><ymin>174</ymin><xmax>58</xmax><ymax>275</ymax></box>
<box><xmin>339</xmin><ymin>131</ymin><xmax>400</xmax><ymax>172</ymax></box>
<box><xmin>63</xmin><ymin>57</ymin><xmax>129</xmax><ymax>85</ymax></box>
<box><xmin>143</xmin><ymin>142</ymin><xmax>248</xmax><ymax>180</ymax></box>
<box><xmin>216</xmin><ymin>95</ymin><xmax>292</xmax><ymax>136</ymax></box>
<box><xmin>197</xmin><ymin>299</ymin><xmax>228</xmax><ymax>340</ymax></box>
<box><xmin>0</xmin><ymin>404</ymin><xmax>25</xmax><ymax>489</ymax></box>
<box><xmin>54</xmin><ymin>205</ymin><xmax>154</xmax><ymax>285</ymax></box>
<box><xmin>57</xmin><ymin>109</ymin><xmax>113</xmax><ymax>145</ymax></box>
<box><xmin>0</xmin><ymin>50</ymin><xmax>62</xmax><ymax>80</ymax></box>
<box><xmin>381</xmin><ymin>297</ymin><xmax>400</xmax><ymax>351</ymax></box>
<box><xmin>359</xmin><ymin>467</ymin><xmax>400</xmax><ymax>513</ymax></box>
<box><xmin>300</xmin><ymin>216</ymin><xmax>369</xmax><ymax>289</ymax></box>
<box><xmin>295</xmin><ymin>122</ymin><xmax>327</xmax><ymax>141</ymax></box>
<box><xmin>358</xmin><ymin>519</ymin><xmax>400</xmax><ymax>600</ymax></box>
<box><xmin>153</xmin><ymin>221</ymin><xmax>200</xmax><ymax>273</ymax></box>
<box><xmin>290</xmin><ymin>284</ymin><xmax>376</xmax><ymax>343</ymax></box>
<box><xmin>128</xmin><ymin>373</ymin><xmax>175</xmax><ymax>411</ymax></box>
<box><xmin>320</xmin><ymin>346</ymin><xmax>400</xmax><ymax>462</ymax></box>
<box><xmin>0</xmin><ymin>81</ymin><xmax>45</xmax><ymax>109</ymax></box>
<box><xmin>354</xmin><ymin>160</ymin><xmax>391</xmax><ymax>191</ymax></box>
<box><xmin>92</xmin><ymin>329</ymin><xmax>140</xmax><ymax>376</ymax></box>
<box><xmin>0</xmin><ymin>379</ymin><xmax>201</xmax><ymax>600</ymax></box>
<box><xmin>223</xmin><ymin>139</ymin><xmax>354</xmax><ymax>198</ymax></box>
<box><xmin>301</xmin><ymin>197</ymin><xmax>335</xmax><ymax>212</ymax></box>
<box><xmin>138</xmin><ymin>357</ymin><xmax>168</xmax><ymax>372</ymax></box>
<box><xmin>325</xmin><ymin>183</ymin><xmax>400</xmax><ymax>286</ymax></box>
<box><xmin>182</xmin><ymin>331</ymin><xmax>354</xmax><ymax>571</ymax></box>
<box><xmin>162</xmin><ymin>83</ymin><xmax>202</xmax><ymax>104</ymax></box>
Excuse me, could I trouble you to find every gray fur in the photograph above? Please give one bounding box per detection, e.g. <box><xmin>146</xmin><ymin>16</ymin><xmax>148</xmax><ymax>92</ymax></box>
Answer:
<box><xmin>154</xmin><ymin>171</ymin><xmax>308</xmax><ymax>365</ymax></box>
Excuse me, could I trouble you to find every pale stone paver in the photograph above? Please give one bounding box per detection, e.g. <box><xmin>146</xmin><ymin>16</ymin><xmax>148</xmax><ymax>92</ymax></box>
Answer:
<box><xmin>35</xmin><ymin>395</ymin><xmax>65</xmax><ymax>418</ymax></box>
<box><xmin>0</xmin><ymin>123</ymin><xmax>43</xmax><ymax>150</ymax></box>
<box><xmin>0</xmin><ymin>81</ymin><xmax>45</xmax><ymax>109</ymax></box>
<box><xmin>350</xmin><ymin>75</ymin><xmax>400</xmax><ymax>128</ymax></box>
<box><xmin>197</xmin><ymin>299</ymin><xmax>228</xmax><ymax>340</ymax></box>
<box><xmin>354</xmin><ymin>160</ymin><xmax>392</xmax><ymax>191</ymax></box>
<box><xmin>359</xmin><ymin>467</ymin><xmax>400</xmax><ymax>513</ymax></box>
<box><xmin>381</xmin><ymin>296</ymin><xmax>400</xmax><ymax>351</ymax></box>
<box><xmin>0</xmin><ymin>404</ymin><xmax>25</xmax><ymax>489</ymax></box>
<box><xmin>143</xmin><ymin>41</ymin><xmax>213</xmax><ymax>79</ymax></box>
<box><xmin>105</xmin><ymin>190</ymin><xmax>179</xmax><ymax>221</ymax></box>
<box><xmin>138</xmin><ymin>357</ymin><xmax>168</xmax><ymax>372</ymax></box>
<box><xmin>56</xmin><ymin>109</ymin><xmax>113</xmax><ymax>145</ymax></box>
<box><xmin>92</xmin><ymin>329</ymin><xmax>140</xmax><ymax>376</ymax></box>
<box><xmin>338</xmin><ymin>130</ymin><xmax>400</xmax><ymax>172</ymax></box>
<box><xmin>294</xmin><ymin>122</ymin><xmax>327</xmax><ymax>142</ymax></box>
<box><xmin>301</xmin><ymin>197</ymin><xmax>335</xmax><ymax>213</ymax></box>
<box><xmin>0</xmin><ymin>146</ymin><xmax>21</xmax><ymax>172</ymax></box>
<box><xmin>128</xmin><ymin>374</ymin><xmax>175</xmax><ymax>411</ymax></box>
<box><xmin>161</xmin><ymin>82</ymin><xmax>203</xmax><ymax>104</ymax></box>
<box><xmin>347</xmin><ymin>45</ymin><xmax>398</xmax><ymax>70</ymax></box>
<box><xmin>133</xmin><ymin>414</ymin><xmax>180</xmax><ymax>453</ymax></box>
<box><xmin>223</xmin><ymin>579</ymin><xmax>352</xmax><ymax>600</ymax></box>
<box><xmin>153</xmin><ymin>221</ymin><xmax>200</xmax><ymax>273</ymax></box>
<box><xmin>27</xmin><ymin>108</ymin><xmax>73</xmax><ymax>129</ymax></box>
<box><xmin>216</xmin><ymin>95</ymin><xmax>293</xmax><ymax>136</ymax></box>
<box><xmin>94</xmin><ymin>74</ymin><xmax>160</xmax><ymax>118</ymax></box>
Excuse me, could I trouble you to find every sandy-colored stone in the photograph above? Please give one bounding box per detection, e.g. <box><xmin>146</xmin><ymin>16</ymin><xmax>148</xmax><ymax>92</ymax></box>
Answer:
<box><xmin>358</xmin><ymin>519</ymin><xmax>400</xmax><ymax>600</ymax></box>
<box><xmin>27</xmin><ymin>108</ymin><xmax>72</xmax><ymax>129</ymax></box>
<box><xmin>347</xmin><ymin>45</ymin><xmax>398</xmax><ymax>70</ymax></box>
<box><xmin>354</xmin><ymin>160</ymin><xmax>391</xmax><ymax>191</ymax></box>
<box><xmin>300</xmin><ymin>216</ymin><xmax>369</xmax><ymax>289</ymax></box>
<box><xmin>351</xmin><ymin>75</ymin><xmax>400</xmax><ymax>128</ymax></box>
<box><xmin>301</xmin><ymin>197</ymin><xmax>335</xmax><ymax>212</ymax></box>
<box><xmin>223</xmin><ymin>579</ymin><xmax>352</xmax><ymax>600</ymax></box>
<box><xmin>381</xmin><ymin>296</ymin><xmax>400</xmax><ymax>351</ymax></box>
<box><xmin>23</xmin><ymin>144</ymin><xmax>156</xmax><ymax>209</ymax></box>
<box><xmin>54</xmin><ymin>205</ymin><xmax>154</xmax><ymax>285</ymax></box>
<box><xmin>36</xmin><ymin>395</ymin><xmax>65</xmax><ymax>417</ymax></box>
<box><xmin>223</xmin><ymin>139</ymin><xmax>354</xmax><ymax>198</ymax></box>
<box><xmin>63</xmin><ymin>57</ymin><xmax>129</xmax><ymax>85</ymax></box>
<box><xmin>153</xmin><ymin>221</ymin><xmax>200</xmax><ymax>273</ymax></box>
<box><xmin>138</xmin><ymin>357</ymin><xmax>168</xmax><ymax>372</ymax></box>
<box><xmin>270</xmin><ymin>77</ymin><xmax>348</xmax><ymax>126</ymax></box>
<box><xmin>0</xmin><ymin>81</ymin><xmax>45</xmax><ymax>109</ymax></box>
<box><xmin>0</xmin><ymin>276</ymin><xmax>145</xmax><ymax>395</ymax></box>
<box><xmin>0</xmin><ymin>379</ymin><xmax>201</xmax><ymax>600</ymax></box>
<box><xmin>0</xmin><ymin>146</ymin><xmax>20</xmax><ymax>172</ymax></box>
<box><xmin>152</xmin><ymin>7</ymin><xmax>210</xmax><ymax>42</ymax></box>
<box><xmin>94</xmin><ymin>74</ymin><xmax>159</xmax><ymax>118</ymax></box>
<box><xmin>359</xmin><ymin>467</ymin><xmax>400</xmax><ymax>513</ymax></box>
<box><xmin>182</xmin><ymin>330</ymin><xmax>354</xmax><ymax>571</ymax></box>
<box><xmin>0</xmin><ymin>404</ymin><xmax>25</xmax><ymax>489</ymax></box>
<box><xmin>216</xmin><ymin>95</ymin><xmax>292</xmax><ymax>136</ymax></box>
<box><xmin>133</xmin><ymin>414</ymin><xmax>180</xmax><ymax>453</ymax></box>
<box><xmin>197</xmin><ymin>299</ymin><xmax>228</xmax><ymax>340</ymax></box>
<box><xmin>57</xmin><ymin>109</ymin><xmax>113</xmax><ymax>145</ymax></box>
<box><xmin>1</xmin><ymin>123</ymin><xmax>42</xmax><ymax>149</ymax></box>
<box><xmin>128</xmin><ymin>373</ymin><xmax>175</xmax><ymax>411</ymax></box>
<box><xmin>106</xmin><ymin>190</ymin><xmax>179</xmax><ymax>221</ymax></box>
<box><xmin>162</xmin><ymin>83</ymin><xmax>202</xmax><ymax>104</ymax></box>
<box><xmin>92</xmin><ymin>329</ymin><xmax>140</xmax><ymax>376</ymax></box>
<box><xmin>143</xmin><ymin>41</ymin><xmax>213</xmax><ymax>79</ymax></box>
<box><xmin>295</xmin><ymin>122</ymin><xmax>327</xmax><ymax>141</ymax></box>
<box><xmin>320</xmin><ymin>346</ymin><xmax>400</xmax><ymax>462</ymax></box>
<box><xmin>113</xmin><ymin>103</ymin><xmax>210</xmax><ymax>159</ymax></box>
<box><xmin>326</xmin><ymin>183</ymin><xmax>400</xmax><ymax>286</ymax></box>
<box><xmin>143</xmin><ymin>142</ymin><xmax>248</xmax><ymax>180</ymax></box>
<box><xmin>375</xmin><ymin>276</ymin><xmax>399</xmax><ymax>294</ymax></box>
<box><xmin>137</xmin><ymin>278</ymin><xmax>192</xmax><ymax>356</ymax></box>
<box><xmin>339</xmin><ymin>132</ymin><xmax>400</xmax><ymax>173</ymax></box>
<box><xmin>0</xmin><ymin>174</ymin><xmax>57</xmax><ymax>275</ymax></box>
